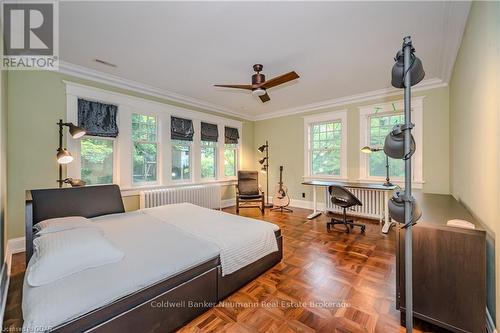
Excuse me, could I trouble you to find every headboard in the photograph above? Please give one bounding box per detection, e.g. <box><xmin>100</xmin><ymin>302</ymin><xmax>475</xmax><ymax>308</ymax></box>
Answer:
<box><xmin>25</xmin><ymin>185</ymin><xmax>125</xmax><ymax>262</ymax></box>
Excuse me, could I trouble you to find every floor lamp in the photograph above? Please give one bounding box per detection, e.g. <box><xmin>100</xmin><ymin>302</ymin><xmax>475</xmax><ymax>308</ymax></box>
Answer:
<box><xmin>385</xmin><ymin>36</ymin><xmax>425</xmax><ymax>333</ymax></box>
<box><xmin>56</xmin><ymin>119</ymin><xmax>87</xmax><ymax>188</ymax></box>
<box><xmin>258</xmin><ymin>141</ymin><xmax>273</xmax><ymax>208</ymax></box>
<box><xmin>360</xmin><ymin>146</ymin><xmax>393</xmax><ymax>187</ymax></box>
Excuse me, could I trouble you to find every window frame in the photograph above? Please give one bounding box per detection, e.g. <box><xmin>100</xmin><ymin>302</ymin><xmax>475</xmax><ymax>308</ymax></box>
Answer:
<box><xmin>303</xmin><ymin>110</ymin><xmax>348</xmax><ymax>180</ymax></box>
<box><xmin>200</xmin><ymin>140</ymin><xmax>218</xmax><ymax>180</ymax></box>
<box><xmin>358</xmin><ymin>97</ymin><xmax>424</xmax><ymax>186</ymax></box>
<box><xmin>223</xmin><ymin>143</ymin><xmax>238</xmax><ymax>178</ymax></box>
<box><xmin>65</xmin><ymin>82</ymin><xmax>242</xmax><ymax>193</ymax></box>
<box><xmin>78</xmin><ymin>135</ymin><xmax>118</xmax><ymax>185</ymax></box>
<box><xmin>170</xmin><ymin>138</ymin><xmax>193</xmax><ymax>183</ymax></box>
<box><xmin>131</xmin><ymin>112</ymin><xmax>160</xmax><ymax>186</ymax></box>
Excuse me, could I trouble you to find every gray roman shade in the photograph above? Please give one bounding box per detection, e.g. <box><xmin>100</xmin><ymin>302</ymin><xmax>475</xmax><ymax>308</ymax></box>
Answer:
<box><xmin>171</xmin><ymin>116</ymin><xmax>194</xmax><ymax>141</ymax></box>
<box><xmin>225</xmin><ymin>127</ymin><xmax>239</xmax><ymax>144</ymax></box>
<box><xmin>201</xmin><ymin>122</ymin><xmax>218</xmax><ymax>142</ymax></box>
<box><xmin>78</xmin><ymin>98</ymin><xmax>119</xmax><ymax>137</ymax></box>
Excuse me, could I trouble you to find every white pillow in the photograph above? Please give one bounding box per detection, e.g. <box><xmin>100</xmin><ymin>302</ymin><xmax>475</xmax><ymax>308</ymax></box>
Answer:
<box><xmin>27</xmin><ymin>228</ymin><xmax>124</xmax><ymax>287</ymax></box>
<box><xmin>34</xmin><ymin>216</ymin><xmax>95</xmax><ymax>235</ymax></box>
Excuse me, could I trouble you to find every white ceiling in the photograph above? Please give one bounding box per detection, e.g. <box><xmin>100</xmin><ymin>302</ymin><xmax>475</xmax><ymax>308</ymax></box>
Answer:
<box><xmin>59</xmin><ymin>1</ymin><xmax>470</xmax><ymax>120</ymax></box>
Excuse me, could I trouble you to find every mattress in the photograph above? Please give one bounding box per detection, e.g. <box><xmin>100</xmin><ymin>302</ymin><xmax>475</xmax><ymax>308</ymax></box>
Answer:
<box><xmin>22</xmin><ymin>210</ymin><xmax>220</xmax><ymax>332</ymax></box>
<box><xmin>142</xmin><ymin>203</ymin><xmax>280</xmax><ymax>276</ymax></box>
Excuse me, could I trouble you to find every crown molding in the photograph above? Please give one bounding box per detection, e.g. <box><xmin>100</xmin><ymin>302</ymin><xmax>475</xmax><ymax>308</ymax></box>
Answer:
<box><xmin>57</xmin><ymin>61</ymin><xmax>253</xmax><ymax>121</ymax></box>
<box><xmin>57</xmin><ymin>62</ymin><xmax>449</xmax><ymax>123</ymax></box>
<box><xmin>253</xmin><ymin>78</ymin><xmax>447</xmax><ymax>121</ymax></box>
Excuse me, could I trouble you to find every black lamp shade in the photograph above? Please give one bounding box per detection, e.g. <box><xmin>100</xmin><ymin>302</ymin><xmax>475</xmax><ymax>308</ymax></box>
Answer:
<box><xmin>383</xmin><ymin>125</ymin><xmax>416</xmax><ymax>159</ymax></box>
<box><xmin>68</xmin><ymin>123</ymin><xmax>86</xmax><ymax>139</ymax></box>
<box><xmin>388</xmin><ymin>190</ymin><xmax>422</xmax><ymax>224</ymax></box>
<box><xmin>257</xmin><ymin>144</ymin><xmax>267</xmax><ymax>153</ymax></box>
<box><xmin>56</xmin><ymin>148</ymin><xmax>73</xmax><ymax>164</ymax></box>
<box><xmin>391</xmin><ymin>51</ymin><xmax>425</xmax><ymax>88</ymax></box>
<box><xmin>258</xmin><ymin>157</ymin><xmax>267</xmax><ymax>164</ymax></box>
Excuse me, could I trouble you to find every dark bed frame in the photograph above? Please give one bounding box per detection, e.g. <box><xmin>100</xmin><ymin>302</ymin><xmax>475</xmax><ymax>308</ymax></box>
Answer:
<box><xmin>25</xmin><ymin>185</ymin><xmax>282</xmax><ymax>333</ymax></box>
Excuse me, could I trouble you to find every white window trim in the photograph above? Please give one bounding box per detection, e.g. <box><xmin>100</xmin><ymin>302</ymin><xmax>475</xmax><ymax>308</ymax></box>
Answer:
<box><xmin>303</xmin><ymin>110</ymin><xmax>348</xmax><ymax>180</ymax></box>
<box><xmin>358</xmin><ymin>97</ymin><xmax>424</xmax><ymax>186</ymax></box>
<box><xmin>65</xmin><ymin>81</ymin><xmax>242</xmax><ymax>191</ymax></box>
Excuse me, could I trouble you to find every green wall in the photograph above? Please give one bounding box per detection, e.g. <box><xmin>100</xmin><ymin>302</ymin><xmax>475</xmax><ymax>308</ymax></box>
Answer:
<box><xmin>449</xmin><ymin>1</ymin><xmax>499</xmax><ymax>324</ymax></box>
<box><xmin>6</xmin><ymin>71</ymin><xmax>253</xmax><ymax>239</ymax></box>
<box><xmin>254</xmin><ymin>86</ymin><xmax>450</xmax><ymax>203</ymax></box>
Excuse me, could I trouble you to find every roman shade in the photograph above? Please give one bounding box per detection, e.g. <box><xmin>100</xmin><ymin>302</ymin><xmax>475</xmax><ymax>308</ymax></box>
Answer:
<box><xmin>201</xmin><ymin>122</ymin><xmax>218</xmax><ymax>142</ymax></box>
<box><xmin>225</xmin><ymin>127</ymin><xmax>239</xmax><ymax>144</ymax></box>
<box><xmin>78</xmin><ymin>99</ymin><xmax>119</xmax><ymax>138</ymax></box>
<box><xmin>171</xmin><ymin>116</ymin><xmax>194</xmax><ymax>141</ymax></box>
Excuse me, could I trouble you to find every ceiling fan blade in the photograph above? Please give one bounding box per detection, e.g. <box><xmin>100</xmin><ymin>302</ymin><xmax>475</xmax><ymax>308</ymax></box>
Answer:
<box><xmin>259</xmin><ymin>92</ymin><xmax>270</xmax><ymax>103</ymax></box>
<box><xmin>214</xmin><ymin>84</ymin><xmax>253</xmax><ymax>90</ymax></box>
<box><xmin>260</xmin><ymin>71</ymin><xmax>299</xmax><ymax>89</ymax></box>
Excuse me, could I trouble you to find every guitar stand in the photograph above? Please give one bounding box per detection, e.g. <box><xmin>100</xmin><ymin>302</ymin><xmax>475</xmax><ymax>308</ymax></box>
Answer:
<box><xmin>270</xmin><ymin>206</ymin><xmax>293</xmax><ymax>213</ymax></box>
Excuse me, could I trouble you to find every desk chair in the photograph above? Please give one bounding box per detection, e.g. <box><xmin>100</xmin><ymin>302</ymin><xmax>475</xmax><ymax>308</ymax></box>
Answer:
<box><xmin>327</xmin><ymin>185</ymin><xmax>366</xmax><ymax>233</ymax></box>
<box><xmin>235</xmin><ymin>171</ymin><xmax>265</xmax><ymax>215</ymax></box>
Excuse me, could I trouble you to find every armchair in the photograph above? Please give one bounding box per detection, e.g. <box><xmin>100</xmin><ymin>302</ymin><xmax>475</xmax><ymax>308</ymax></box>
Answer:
<box><xmin>235</xmin><ymin>171</ymin><xmax>265</xmax><ymax>214</ymax></box>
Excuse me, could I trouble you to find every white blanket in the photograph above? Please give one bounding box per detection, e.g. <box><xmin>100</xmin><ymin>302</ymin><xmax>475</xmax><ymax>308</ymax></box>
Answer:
<box><xmin>142</xmin><ymin>203</ymin><xmax>279</xmax><ymax>276</ymax></box>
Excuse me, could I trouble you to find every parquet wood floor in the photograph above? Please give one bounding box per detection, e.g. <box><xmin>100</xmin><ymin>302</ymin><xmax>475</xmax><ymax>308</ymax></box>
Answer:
<box><xmin>3</xmin><ymin>206</ymin><xmax>448</xmax><ymax>332</ymax></box>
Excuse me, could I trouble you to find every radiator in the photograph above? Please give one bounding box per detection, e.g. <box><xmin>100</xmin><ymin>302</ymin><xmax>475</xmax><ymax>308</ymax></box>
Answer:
<box><xmin>140</xmin><ymin>184</ymin><xmax>221</xmax><ymax>209</ymax></box>
<box><xmin>325</xmin><ymin>187</ymin><xmax>386</xmax><ymax>220</ymax></box>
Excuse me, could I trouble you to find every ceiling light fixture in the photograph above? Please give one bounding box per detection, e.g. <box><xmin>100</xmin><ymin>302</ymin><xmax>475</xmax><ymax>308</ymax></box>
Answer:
<box><xmin>252</xmin><ymin>88</ymin><xmax>267</xmax><ymax>97</ymax></box>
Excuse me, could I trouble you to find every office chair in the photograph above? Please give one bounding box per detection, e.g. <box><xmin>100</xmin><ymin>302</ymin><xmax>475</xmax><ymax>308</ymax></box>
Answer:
<box><xmin>327</xmin><ymin>185</ymin><xmax>366</xmax><ymax>233</ymax></box>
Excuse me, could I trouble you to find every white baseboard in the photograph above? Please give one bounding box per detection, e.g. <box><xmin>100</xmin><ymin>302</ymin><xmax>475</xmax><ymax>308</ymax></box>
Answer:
<box><xmin>220</xmin><ymin>198</ymin><xmax>236</xmax><ymax>209</ymax></box>
<box><xmin>7</xmin><ymin>237</ymin><xmax>25</xmax><ymax>255</ymax></box>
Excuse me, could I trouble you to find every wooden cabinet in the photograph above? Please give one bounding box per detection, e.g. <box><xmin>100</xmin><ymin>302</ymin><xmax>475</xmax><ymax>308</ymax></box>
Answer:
<box><xmin>396</xmin><ymin>193</ymin><xmax>486</xmax><ymax>332</ymax></box>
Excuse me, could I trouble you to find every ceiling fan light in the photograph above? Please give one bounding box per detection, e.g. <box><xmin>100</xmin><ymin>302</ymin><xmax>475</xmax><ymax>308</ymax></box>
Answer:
<box><xmin>252</xmin><ymin>88</ymin><xmax>266</xmax><ymax>97</ymax></box>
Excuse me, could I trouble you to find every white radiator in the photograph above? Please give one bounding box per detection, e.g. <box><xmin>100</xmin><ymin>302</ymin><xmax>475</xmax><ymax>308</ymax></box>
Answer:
<box><xmin>325</xmin><ymin>187</ymin><xmax>386</xmax><ymax>220</ymax></box>
<box><xmin>140</xmin><ymin>184</ymin><xmax>221</xmax><ymax>209</ymax></box>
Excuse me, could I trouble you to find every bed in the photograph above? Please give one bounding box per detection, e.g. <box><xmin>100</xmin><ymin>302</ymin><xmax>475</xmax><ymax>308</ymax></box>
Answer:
<box><xmin>24</xmin><ymin>185</ymin><xmax>283</xmax><ymax>332</ymax></box>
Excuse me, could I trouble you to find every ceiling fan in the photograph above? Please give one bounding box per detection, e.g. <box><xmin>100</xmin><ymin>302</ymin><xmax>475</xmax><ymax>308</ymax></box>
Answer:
<box><xmin>214</xmin><ymin>64</ymin><xmax>299</xmax><ymax>103</ymax></box>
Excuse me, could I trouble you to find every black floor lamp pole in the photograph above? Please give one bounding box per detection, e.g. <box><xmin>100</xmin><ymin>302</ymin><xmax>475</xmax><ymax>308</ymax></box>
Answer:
<box><xmin>384</xmin><ymin>155</ymin><xmax>393</xmax><ymax>187</ymax></box>
<box><xmin>403</xmin><ymin>36</ymin><xmax>414</xmax><ymax>333</ymax></box>
<box><xmin>58</xmin><ymin>120</ymin><xmax>64</xmax><ymax>188</ymax></box>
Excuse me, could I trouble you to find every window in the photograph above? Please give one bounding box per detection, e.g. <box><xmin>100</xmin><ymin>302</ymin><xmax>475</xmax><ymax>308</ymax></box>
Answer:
<box><xmin>359</xmin><ymin>97</ymin><xmax>424</xmax><ymax>185</ymax></box>
<box><xmin>171</xmin><ymin>140</ymin><xmax>191</xmax><ymax>181</ymax></box>
<box><xmin>66</xmin><ymin>82</ymin><xmax>242</xmax><ymax>188</ymax></box>
<box><xmin>201</xmin><ymin>141</ymin><xmax>217</xmax><ymax>179</ymax></box>
<box><xmin>368</xmin><ymin>113</ymin><xmax>404</xmax><ymax>178</ymax></box>
<box><xmin>304</xmin><ymin>110</ymin><xmax>347</xmax><ymax>179</ymax></box>
<box><xmin>132</xmin><ymin>113</ymin><xmax>158</xmax><ymax>183</ymax></box>
<box><xmin>80</xmin><ymin>137</ymin><xmax>114</xmax><ymax>185</ymax></box>
<box><xmin>310</xmin><ymin>122</ymin><xmax>342</xmax><ymax>176</ymax></box>
<box><xmin>224</xmin><ymin>143</ymin><xmax>237</xmax><ymax>177</ymax></box>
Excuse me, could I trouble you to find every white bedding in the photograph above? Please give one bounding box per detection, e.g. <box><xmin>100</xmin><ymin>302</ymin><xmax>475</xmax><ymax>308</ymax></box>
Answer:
<box><xmin>22</xmin><ymin>211</ymin><xmax>220</xmax><ymax>332</ymax></box>
<box><xmin>142</xmin><ymin>203</ymin><xmax>279</xmax><ymax>276</ymax></box>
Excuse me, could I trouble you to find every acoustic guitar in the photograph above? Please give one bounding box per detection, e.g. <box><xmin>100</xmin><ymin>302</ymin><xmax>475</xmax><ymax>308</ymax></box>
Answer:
<box><xmin>272</xmin><ymin>166</ymin><xmax>290</xmax><ymax>208</ymax></box>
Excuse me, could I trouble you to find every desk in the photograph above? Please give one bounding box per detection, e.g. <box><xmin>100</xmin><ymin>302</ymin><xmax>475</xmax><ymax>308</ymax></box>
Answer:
<box><xmin>396</xmin><ymin>192</ymin><xmax>486</xmax><ymax>332</ymax></box>
<box><xmin>302</xmin><ymin>180</ymin><xmax>398</xmax><ymax>233</ymax></box>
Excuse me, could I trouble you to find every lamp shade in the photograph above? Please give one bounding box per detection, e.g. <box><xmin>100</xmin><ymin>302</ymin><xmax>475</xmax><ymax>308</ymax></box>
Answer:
<box><xmin>258</xmin><ymin>157</ymin><xmax>267</xmax><ymax>165</ymax></box>
<box><xmin>388</xmin><ymin>190</ymin><xmax>422</xmax><ymax>224</ymax></box>
<box><xmin>257</xmin><ymin>144</ymin><xmax>267</xmax><ymax>153</ymax></box>
<box><xmin>56</xmin><ymin>148</ymin><xmax>74</xmax><ymax>164</ymax></box>
<box><xmin>391</xmin><ymin>51</ymin><xmax>425</xmax><ymax>88</ymax></box>
<box><xmin>67</xmin><ymin>123</ymin><xmax>86</xmax><ymax>139</ymax></box>
<box><xmin>383</xmin><ymin>125</ymin><xmax>416</xmax><ymax>159</ymax></box>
